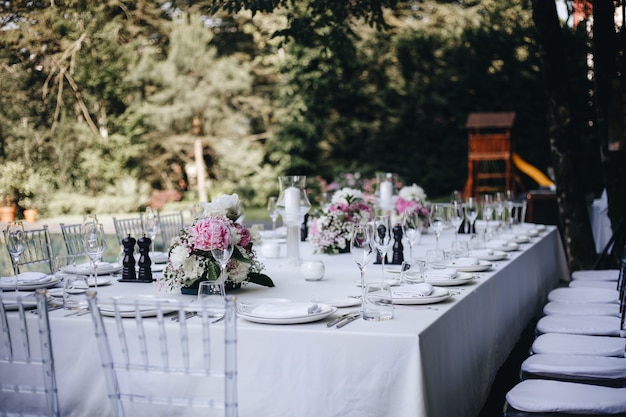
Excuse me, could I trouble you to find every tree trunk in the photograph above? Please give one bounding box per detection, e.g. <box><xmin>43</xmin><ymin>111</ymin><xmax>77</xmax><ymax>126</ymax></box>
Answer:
<box><xmin>531</xmin><ymin>0</ymin><xmax>597</xmax><ymax>272</ymax></box>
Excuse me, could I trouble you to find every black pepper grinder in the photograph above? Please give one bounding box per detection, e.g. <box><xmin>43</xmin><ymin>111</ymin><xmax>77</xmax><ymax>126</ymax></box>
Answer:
<box><xmin>374</xmin><ymin>224</ymin><xmax>388</xmax><ymax>265</ymax></box>
<box><xmin>121</xmin><ymin>234</ymin><xmax>137</xmax><ymax>281</ymax></box>
<box><xmin>391</xmin><ymin>225</ymin><xmax>404</xmax><ymax>265</ymax></box>
<box><xmin>137</xmin><ymin>234</ymin><xmax>153</xmax><ymax>282</ymax></box>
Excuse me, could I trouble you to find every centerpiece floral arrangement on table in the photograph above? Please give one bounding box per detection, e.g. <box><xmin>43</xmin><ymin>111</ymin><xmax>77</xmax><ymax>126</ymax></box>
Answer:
<box><xmin>160</xmin><ymin>193</ymin><xmax>274</xmax><ymax>293</ymax></box>
<box><xmin>308</xmin><ymin>187</ymin><xmax>374</xmax><ymax>254</ymax></box>
<box><xmin>394</xmin><ymin>183</ymin><xmax>430</xmax><ymax>224</ymax></box>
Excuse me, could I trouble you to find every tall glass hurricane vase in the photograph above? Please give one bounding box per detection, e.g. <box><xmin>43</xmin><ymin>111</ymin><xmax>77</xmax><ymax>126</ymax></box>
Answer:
<box><xmin>276</xmin><ymin>176</ymin><xmax>311</xmax><ymax>265</ymax></box>
<box><xmin>6</xmin><ymin>221</ymin><xmax>26</xmax><ymax>291</ymax></box>
<box><xmin>350</xmin><ymin>223</ymin><xmax>375</xmax><ymax>308</ymax></box>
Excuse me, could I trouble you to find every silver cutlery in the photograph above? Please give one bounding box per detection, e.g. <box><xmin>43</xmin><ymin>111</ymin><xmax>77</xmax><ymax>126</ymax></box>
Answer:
<box><xmin>327</xmin><ymin>311</ymin><xmax>360</xmax><ymax>328</ymax></box>
<box><xmin>171</xmin><ymin>311</ymin><xmax>197</xmax><ymax>322</ymax></box>
<box><xmin>336</xmin><ymin>313</ymin><xmax>361</xmax><ymax>328</ymax></box>
<box><xmin>64</xmin><ymin>308</ymin><xmax>89</xmax><ymax>317</ymax></box>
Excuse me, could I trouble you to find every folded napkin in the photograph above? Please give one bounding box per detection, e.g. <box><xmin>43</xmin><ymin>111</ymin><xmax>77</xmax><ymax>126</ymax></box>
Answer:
<box><xmin>423</xmin><ymin>268</ymin><xmax>458</xmax><ymax>280</ymax></box>
<box><xmin>250</xmin><ymin>302</ymin><xmax>330</xmax><ymax>318</ymax></box>
<box><xmin>393</xmin><ymin>283</ymin><xmax>434</xmax><ymax>298</ymax></box>
<box><xmin>0</xmin><ymin>272</ymin><xmax>50</xmax><ymax>284</ymax></box>
<box><xmin>448</xmin><ymin>257</ymin><xmax>480</xmax><ymax>266</ymax></box>
<box><xmin>469</xmin><ymin>249</ymin><xmax>494</xmax><ymax>257</ymax></box>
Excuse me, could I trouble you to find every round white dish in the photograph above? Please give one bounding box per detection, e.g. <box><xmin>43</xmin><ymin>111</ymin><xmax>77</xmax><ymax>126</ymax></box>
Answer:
<box><xmin>391</xmin><ymin>286</ymin><xmax>451</xmax><ymax>305</ymax></box>
<box><xmin>423</xmin><ymin>272</ymin><xmax>475</xmax><ymax>286</ymax></box>
<box><xmin>445</xmin><ymin>260</ymin><xmax>492</xmax><ymax>272</ymax></box>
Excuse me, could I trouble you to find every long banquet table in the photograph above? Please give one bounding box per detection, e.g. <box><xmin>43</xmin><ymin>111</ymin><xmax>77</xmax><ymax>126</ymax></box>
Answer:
<box><xmin>1</xmin><ymin>225</ymin><xmax>568</xmax><ymax>417</ymax></box>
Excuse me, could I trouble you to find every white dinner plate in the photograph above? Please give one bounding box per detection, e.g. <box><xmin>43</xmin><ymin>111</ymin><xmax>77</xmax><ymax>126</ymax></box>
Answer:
<box><xmin>150</xmin><ymin>251</ymin><xmax>168</xmax><ymax>264</ymax></box>
<box><xmin>444</xmin><ymin>260</ymin><xmax>492</xmax><ymax>272</ymax></box>
<box><xmin>238</xmin><ymin>302</ymin><xmax>337</xmax><ymax>324</ymax></box>
<box><xmin>87</xmin><ymin>277</ymin><xmax>112</xmax><ymax>287</ymax></box>
<box><xmin>61</xmin><ymin>262</ymin><xmax>123</xmax><ymax>275</ymax></box>
<box><xmin>423</xmin><ymin>272</ymin><xmax>475</xmax><ymax>286</ymax></box>
<box><xmin>0</xmin><ymin>276</ymin><xmax>60</xmax><ymax>291</ymax></box>
<box><xmin>99</xmin><ymin>295</ymin><xmax>179</xmax><ymax>318</ymax></box>
<box><xmin>317</xmin><ymin>297</ymin><xmax>361</xmax><ymax>308</ymax></box>
<box><xmin>469</xmin><ymin>250</ymin><xmax>508</xmax><ymax>261</ymax></box>
<box><xmin>485</xmin><ymin>241</ymin><xmax>520</xmax><ymax>252</ymax></box>
<box><xmin>383</xmin><ymin>265</ymin><xmax>403</xmax><ymax>274</ymax></box>
<box><xmin>353</xmin><ymin>278</ymin><xmax>401</xmax><ymax>287</ymax></box>
<box><xmin>391</xmin><ymin>286</ymin><xmax>451</xmax><ymax>305</ymax></box>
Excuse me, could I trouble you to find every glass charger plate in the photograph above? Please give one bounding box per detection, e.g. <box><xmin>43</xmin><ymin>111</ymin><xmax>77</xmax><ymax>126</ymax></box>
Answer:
<box><xmin>392</xmin><ymin>286</ymin><xmax>451</xmax><ymax>305</ymax></box>
<box><xmin>423</xmin><ymin>272</ymin><xmax>475</xmax><ymax>286</ymax></box>
<box><xmin>445</xmin><ymin>260</ymin><xmax>492</xmax><ymax>272</ymax></box>
<box><xmin>99</xmin><ymin>295</ymin><xmax>179</xmax><ymax>318</ymax></box>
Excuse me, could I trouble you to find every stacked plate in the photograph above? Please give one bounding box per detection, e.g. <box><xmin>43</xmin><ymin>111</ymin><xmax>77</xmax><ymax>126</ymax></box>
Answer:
<box><xmin>0</xmin><ymin>272</ymin><xmax>60</xmax><ymax>291</ymax></box>
<box><xmin>237</xmin><ymin>301</ymin><xmax>336</xmax><ymax>324</ymax></box>
<box><xmin>98</xmin><ymin>295</ymin><xmax>180</xmax><ymax>318</ymax></box>
<box><xmin>391</xmin><ymin>284</ymin><xmax>452</xmax><ymax>305</ymax></box>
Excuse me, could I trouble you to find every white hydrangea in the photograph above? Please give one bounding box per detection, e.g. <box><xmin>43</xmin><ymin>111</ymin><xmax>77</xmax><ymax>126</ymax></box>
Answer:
<box><xmin>331</xmin><ymin>187</ymin><xmax>364</xmax><ymax>204</ymax></box>
<box><xmin>169</xmin><ymin>244</ymin><xmax>189</xmax><ymax>269</ymax></box>
<box><xmin>200</xmin><ymin>193</ymin><xmax>243</xmax><ymax>221</ymax></box>
<box><xmin>399</xmin><ymin>184</ymin><xmax>427</xmax><ymax>203</ymax></box>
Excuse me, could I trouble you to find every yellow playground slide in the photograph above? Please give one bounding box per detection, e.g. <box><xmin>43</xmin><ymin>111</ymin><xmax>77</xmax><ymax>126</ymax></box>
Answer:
<box><xmin>512</xmin><ymin>153</ymin><xmax>555</xmax><ymax>189</ymax></box>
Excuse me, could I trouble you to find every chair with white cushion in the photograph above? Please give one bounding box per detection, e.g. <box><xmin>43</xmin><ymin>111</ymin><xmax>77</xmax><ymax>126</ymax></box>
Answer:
<box><xmin>504</xmin><ymin>379</ymin><xmax>626</xmax><ymax>417</ymax></box>
<box><xmin>521</xmin><ymin>353</ymin><xmax>626</xmax><ymax>387</ymax></box>
<box><xmin>87</xmin><ymin>291</ymin><xmax>238</xmax><ymax>417</ymax></box>
<box><xmin>571</xmin><ymin>269</ymin><xmax>620</xmax><ymax>282</ymax></box>
<box><xmin>531</xmin><ymin>333</ymin><xmax>626</xmax><ymax>357</ymax></box>
<box><xmin>0</xmin><ymin>289</ymin><xmax>60</xmax><ymax>417</ymax></box>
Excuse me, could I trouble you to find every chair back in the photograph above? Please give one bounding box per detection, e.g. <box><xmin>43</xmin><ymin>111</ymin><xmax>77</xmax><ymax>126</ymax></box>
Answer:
<box><xmin>112</xmin><ymin>216</ymin><xmax>144</xmax><ymax>245</ymax></box>
<box><xmin>0</xmin><ymin>289</ymin><xmax>60</xmax><ymax>417</ymax></box>
<box><xmin>87</xmin><ymin>291</ymin><xmax>238</xmax><ymax>417</ymax></box>
<box><xmin>59</xmin><ymin>223</ymin><xmax>85</xmax><ymax>255</ymax></box>
<box><xmin>158</xmin><ymin>211</ymin><xmax>184</xmax><ymax>250</ymax></box>
<box><xmin>3</xmin><ymin>226</ymin><xmax>55</xmax><ymax>274</ymax></box>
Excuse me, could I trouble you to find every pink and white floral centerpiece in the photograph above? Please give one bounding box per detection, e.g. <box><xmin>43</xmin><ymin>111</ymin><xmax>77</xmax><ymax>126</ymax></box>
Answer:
<box><xmin>308</xmin><ymin>187</ymin><xmax>374</xmax><ymax>254</ymax></box>
<box><xmin>394</xmin><ymin>183</ymin><xmax>429</xmax><ymax>224</ymax></box>
<box><xmin>160</xmin><ymin>193</ymin><xmax>273</xmax><ymax>293</ymax></box>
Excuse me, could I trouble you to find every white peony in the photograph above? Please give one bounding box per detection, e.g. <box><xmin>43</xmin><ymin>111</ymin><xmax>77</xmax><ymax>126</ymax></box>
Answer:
<box><xmin>399</xmin><ymin>184</ymin><xmax>427</xmax><ymax>203</ymax></box>
<box><xmin>200</xmin><ymin>193</ymin><xmax>243</xmax><ymax>221</ymax></box>
<box><xmin>331</xmin><ymin>187</ymin><xmax>364</xmax><ymax>204</ymax></box>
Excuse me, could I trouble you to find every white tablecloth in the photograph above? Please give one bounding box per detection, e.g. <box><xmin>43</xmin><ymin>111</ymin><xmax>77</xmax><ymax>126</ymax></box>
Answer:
<box><xmin>1</xmin><ymin>225</ymin><xmax>567</xmax><ymax>417</ymax></box>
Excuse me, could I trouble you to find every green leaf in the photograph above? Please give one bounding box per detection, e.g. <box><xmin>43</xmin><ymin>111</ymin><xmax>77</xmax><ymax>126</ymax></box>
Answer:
<box><xmin>246</xmin><ymin>272</ymin><xmax>275</xmax><ymax>287</ymax></box>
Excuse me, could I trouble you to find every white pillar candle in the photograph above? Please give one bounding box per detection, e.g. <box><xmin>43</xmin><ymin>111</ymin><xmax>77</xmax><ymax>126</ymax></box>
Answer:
<box><xmin>284</xmin><ymin>186</ymin><xmax>301</xmax><ymax>224</ymax></box>
<box><xmin>380</xmin><ymin>180</ymin><xmax>393</xmax><ymax>210</ymax></box>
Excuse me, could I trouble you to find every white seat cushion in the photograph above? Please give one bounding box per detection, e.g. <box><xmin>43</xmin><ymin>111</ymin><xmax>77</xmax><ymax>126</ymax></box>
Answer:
<box><xmin>522</xmin><ymin>354</ymin><xmax>626</xmax><ymax>380</ymax></box>
<box><xmin>536</xmin><ymin>315</ymin><xmax>622</xmax><ymax>336</ymax></box>
<box><xmin>548</xmin><ymin>287</ymin><xmax>620</xmax><ymax>304</ymax></box>
<box><xmin>572</xmin><ymin>269</ymin><xmax>620</xmax><ymax>281</ymax></box>
<box><xmin>569</xmin><ymin>280</ymin><xmax>619</xmax><ymax>289</ymax></box>
<box><xmin>506</xmin><ymin>379</ymin><xmax>626</xmax><ymax>414</ymax></box>
<box><xmin>532</xmin><ymin>333</ymin><xmax>625</xmax><ymax>357</ymax></box>
<box><xmin>543</xmin><ymin>301</ymin><xmax>619</xmax><ymax>317</ymax></box>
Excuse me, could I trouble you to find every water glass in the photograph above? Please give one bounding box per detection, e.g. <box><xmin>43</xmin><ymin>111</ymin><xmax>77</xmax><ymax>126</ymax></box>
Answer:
<box><xmin>400</xmin><ymin>260</ymin><xmax>425</xmax><ymax>284</ymax></box>
<box><xmin>362</xmin><ymin>282</ymin><xmax>394</xmax><ymax>322</ymax></box>
<box><xmin>450</xmin><ymin>241</ymin><xmax>469</xmax><ymax>259</ymax></box>
<box><xmin>63</xmin><ymin>274</ymin><xmax>89</xmax><ymax>310</ymax></box>
<box><xmin>197</xmin><ymin>280</ymin><xmax>226</xmax><ymax>318</ymax></box>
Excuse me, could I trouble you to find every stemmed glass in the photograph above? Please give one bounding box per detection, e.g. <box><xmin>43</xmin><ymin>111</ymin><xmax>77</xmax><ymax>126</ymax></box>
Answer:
<box><xmin>494</xmin><ymin>192</ymin><xmax>506</xmax><ymax>229</ymax></box>
<box><xmin>401</xmin><ymin>211</ymin><xmax>422</xmax><ymax>263</ymax></box>
<box><xmin>429</xmin><ymin>204</ymin><xmax>446</xmax><ymax>250</ymax></box>
<box><xmin>267</xmin><ymin>196</ymin><xmax>279</xmax><ymax>236</ymax></box>
<box><xmin>371</xmin><ymin>215</ymin><xmax>393</xmax><ymax>282</ymax></box>
<box><xmin>465</xmin><ymin>197</ymin><xmax>479</xmax><ymax>234</ymax></box>
<box><xmin>6</xmin><ymin>221</ymin><xmax>26</xmax><ymax>291</ymax></box>
<box><xmin>210</xmin><ymin>224</ymin><xmax>234</xmax><ymax>298</ymax></box>
<box><xmin>144</xmin><ymin>207</ymin><xmax>160</xmax><ymax>252</ymax></box>
<box><xmin>482</xmin><ymin>194</ymin><xmax>494</xmax><ymax>233</ymax></box>
<box><xmin>448</xmin><ymin>201</ymin><xmax>464</xmax><ymax>241</ymax></box>
<box><xmin>505</xmin><ymin>190</ymin><xmax>515</xmax><ymax>228</ymax></box>
<box><xmin>350</xmin><ymin>223</ymin><xmax>375</xmax><ymax>302</ymax></box>
<box><xmin>82</xmin><ymin>221</ymin><xmax>106</xmax><ymax>289</ymax></box>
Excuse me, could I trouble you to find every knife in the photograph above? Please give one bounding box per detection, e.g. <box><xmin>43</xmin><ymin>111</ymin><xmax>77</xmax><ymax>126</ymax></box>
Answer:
<box><xmin>326</xmin><ymin>311</ymin><xmax>359</xmax><ymax>327</ymax></box>
<box><xmin>336</xmin><ymin>313</ymin><xmax>361</xmax><ymax>328</ymax></box>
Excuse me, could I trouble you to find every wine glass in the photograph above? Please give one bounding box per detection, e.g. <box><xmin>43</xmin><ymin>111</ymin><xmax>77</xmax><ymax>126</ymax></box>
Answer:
<box><xmin>267</xmin><ymin>196</ymin><xmax>279</xmax><ymax>236</ymax></box>
<box><xmin>448</xmin><ymin>201</ymin><xmax>464</xmax><ymax>241</ymax></box>
<box><xmin>6</xmin><ymin>221</ymin><xmax>26</xmax><ymax>291</ymax></box>
<box><xmin>482</xmin><ymin>194</ymin><xmax>494</xmax><ymax>233</ymax></box>
<box><xmin>372</xmin><ymin>215</ymin><xmax>393</xmax><ymax>282</ymax></box>
<box><xmin>350</xmin><ymin>223</ymin><xmax>375</xmax><ymax>305</ymax></box>
<box><xmin>210</xmin><ymin>224</ymin><xmax>235</xmax><ymax>298</ymax></box>
<box><xmin>144</xmin><ymin>207</ymin><xmax>160</xmax><ymax>253</ymax></box>
<box><xmin>505</xmin><ymin>190</ymin><xmax>516</xmax><ymax>228</ymax></box>
<box><xmin>465</xmin><ymin>197</ymin><xmax>479</xmax><ymax>234</ymax></box>
<box><xmin>402</xmin><ymin>211</ymin><xmax>422</xmax><ymax>263</ymax></box>
<box><xmin>494</xmin><ymin>192</ymin><xmax>505</xmax><ymax>229</ymax></box>
<box><xmin>429</xmin><ymin>204</ymin><xmax>446</xmax><ymax>250</ymax></box>
<box><xmin>82</xmin><ymin>221</ymin><xmax>106</xmax><ymax>289</ymax></box>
